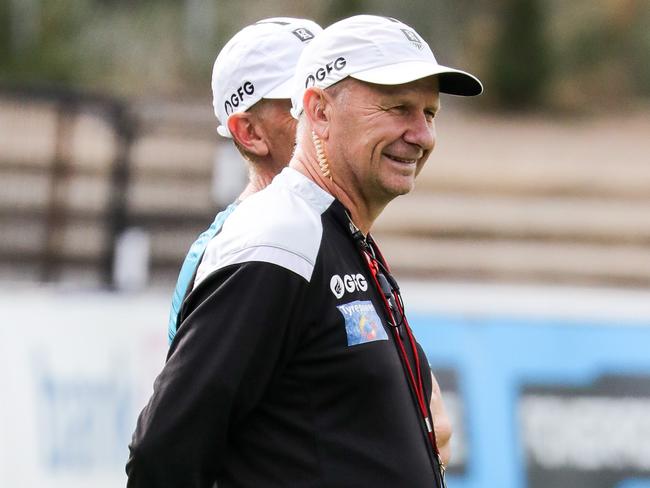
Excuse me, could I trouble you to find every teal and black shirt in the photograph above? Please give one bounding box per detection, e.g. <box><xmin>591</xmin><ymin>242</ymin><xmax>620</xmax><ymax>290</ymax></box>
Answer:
<box><xmin>167</xmin><ymin>202</ymin><xmax>238</xmax><ymax>345</ymax></box>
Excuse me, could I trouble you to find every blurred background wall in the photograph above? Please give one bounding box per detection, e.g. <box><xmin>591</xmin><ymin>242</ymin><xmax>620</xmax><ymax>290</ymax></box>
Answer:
<box><xmin>1</xmin><ymin>1</ymin><xmax>650</xmax><ymax>487</ymax></box>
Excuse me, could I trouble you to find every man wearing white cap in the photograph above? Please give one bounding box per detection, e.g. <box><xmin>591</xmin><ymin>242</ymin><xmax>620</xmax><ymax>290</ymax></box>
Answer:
<box><xmin>127</xmin><ymin>15</ymin><xmax>472</xmax><ymax>488</ymax></box>
<box><xmin>283</xmin><ymin>15</ymin><xmax>481</xmax><ymax>485</ymax></box>
<box><xmin>167</xmin><ymin>17</ymin><xmax>322</xmax><ymax>346</ymax></box>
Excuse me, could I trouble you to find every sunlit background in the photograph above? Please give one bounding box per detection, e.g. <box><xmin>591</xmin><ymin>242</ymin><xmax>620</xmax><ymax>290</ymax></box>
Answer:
<box><xmin>1</xmin><ymin>1</ymin><xmax>650</xmax><ymax>487</ymax></box>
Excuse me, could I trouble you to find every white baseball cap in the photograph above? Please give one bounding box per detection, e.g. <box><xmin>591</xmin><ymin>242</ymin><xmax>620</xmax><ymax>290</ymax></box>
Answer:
<box><xmin>291</xmin><ymin>15</ymin><xmax>483</xmax><ymax>118</ymax></box>
<box><xmin>212</xmin><ymin>17</ymin><xmax>323</xmax><ymax>138</ymax></box>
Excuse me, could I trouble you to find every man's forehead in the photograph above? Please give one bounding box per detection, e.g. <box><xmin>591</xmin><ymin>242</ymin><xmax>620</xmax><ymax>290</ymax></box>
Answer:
<box><xmin>343</xmin><ymin>76</ymin><xmax>440</xmax><ymax>104</ymax></box>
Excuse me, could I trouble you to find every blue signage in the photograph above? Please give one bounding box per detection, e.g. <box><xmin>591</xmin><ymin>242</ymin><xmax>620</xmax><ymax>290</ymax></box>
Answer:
<box><xmin>413</xmin><ymin>313</ymin><xmax>650</xmax><ymax>488</ymax></box>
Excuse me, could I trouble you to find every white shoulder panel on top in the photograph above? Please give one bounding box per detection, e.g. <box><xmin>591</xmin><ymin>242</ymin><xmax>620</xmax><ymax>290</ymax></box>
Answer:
<box><xmin>194</xmin><ymin>168</ymin><xmax>334</xmax><ymax>288</ymax></box>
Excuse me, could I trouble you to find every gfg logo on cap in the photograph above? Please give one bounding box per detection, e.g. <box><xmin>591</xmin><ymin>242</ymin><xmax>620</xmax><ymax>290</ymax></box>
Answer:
<box><xmin>304</xmin><ymin>57</ymin><xmax>347</xmax><ymax>87</ymax></box>
<box><xmin>224</xmin><ymin>81</ymin><xmax>255</xmax><ymax>115</ymax></box>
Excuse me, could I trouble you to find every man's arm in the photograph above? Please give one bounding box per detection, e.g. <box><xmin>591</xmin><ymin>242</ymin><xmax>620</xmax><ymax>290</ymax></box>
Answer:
<box><xmin>430</xmin><ymin>371</ymin><xmax>452</xmax><ymax>467</ymax></box>
<box><xmin>126</xmin><ymin>261</ymin><xmax>307</xmax><ymax>487</ymax></box>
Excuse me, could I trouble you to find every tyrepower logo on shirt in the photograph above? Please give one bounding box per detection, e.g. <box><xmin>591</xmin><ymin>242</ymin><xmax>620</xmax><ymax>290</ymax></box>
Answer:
<box><xmin>337</xmin><ymin>300</ymin><xmax>388</xmax><ymax>346</ymax></box>
<box><xmin>330</xmin><ymin>273</ymin><xmax>368</xmax><ymax>299</ymax></box>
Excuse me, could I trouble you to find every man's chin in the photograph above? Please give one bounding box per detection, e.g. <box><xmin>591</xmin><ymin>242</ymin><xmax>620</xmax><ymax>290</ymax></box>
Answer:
<box><xmin>382</xmin><ymin>179</ymin><xmax>416</xmax><ymax>199</ymax></box>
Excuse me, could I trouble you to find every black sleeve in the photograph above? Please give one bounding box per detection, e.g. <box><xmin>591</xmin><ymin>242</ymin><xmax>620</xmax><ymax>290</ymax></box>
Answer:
<box><xmin>126</xmin><ymin>261</ymin><xmax>308</xmax><ymax>487</ymax></box>
<box><xmin>416</xmin><ymin>342</ymin><xmax>433</xmax><ymax>403</ymax></box>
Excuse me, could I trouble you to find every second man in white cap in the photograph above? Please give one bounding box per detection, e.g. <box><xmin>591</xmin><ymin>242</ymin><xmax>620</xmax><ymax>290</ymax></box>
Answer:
<box><xmin>166</xmin><ymin>17</ymin><xmax>323</xmax><ymax>346</ymax></box>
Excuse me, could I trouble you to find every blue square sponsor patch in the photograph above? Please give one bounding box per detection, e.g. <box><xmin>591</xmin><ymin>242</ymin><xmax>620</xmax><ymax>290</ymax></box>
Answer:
<box><xmin>337</xmin><ymin>300</ymin><xmax>388</xmax><ymax>347</ymax></box>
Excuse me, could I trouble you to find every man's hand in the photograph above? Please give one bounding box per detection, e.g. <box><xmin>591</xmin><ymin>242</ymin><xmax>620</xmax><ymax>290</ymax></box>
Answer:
<box><xmin>430</xmin><ymin>372</ymin><xmax>452</xmax><ymax>467</ymax></box>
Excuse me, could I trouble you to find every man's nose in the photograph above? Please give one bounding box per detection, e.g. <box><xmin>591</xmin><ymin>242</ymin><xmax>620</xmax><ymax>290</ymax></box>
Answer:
<box><xmin>403</xmin><ymin>112</ymin><xmax>435</xmax><ymax>152</ymax></box>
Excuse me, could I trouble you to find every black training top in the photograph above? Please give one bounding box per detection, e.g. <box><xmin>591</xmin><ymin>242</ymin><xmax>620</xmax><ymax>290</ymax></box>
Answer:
<box><xmin>126</xmin><ymin>167</ymin><xmax>440</xmax><ymax>487</ymax></box>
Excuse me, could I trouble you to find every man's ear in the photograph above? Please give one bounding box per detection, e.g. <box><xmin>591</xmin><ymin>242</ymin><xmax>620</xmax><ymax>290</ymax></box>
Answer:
<box><xmin>303</xmin><ymin>87</ymin><xmax>331</xmax><ymax>140</ymax></box>
<box><xmin>227</xmin><ymin>112</ymin><xmax>269</xmax><ymax>157</ymax></box>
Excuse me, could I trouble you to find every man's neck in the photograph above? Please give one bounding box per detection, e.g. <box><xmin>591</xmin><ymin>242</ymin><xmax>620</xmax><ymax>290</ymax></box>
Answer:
<box><xmin>237</xmin><ymin>164</ymin><xmax>279</xmax><ymax>201</ymax></box>
<box><xmin>289</xmin><ymin>153</ymin><xmax>385</xmax><ymax>235</ymax></box>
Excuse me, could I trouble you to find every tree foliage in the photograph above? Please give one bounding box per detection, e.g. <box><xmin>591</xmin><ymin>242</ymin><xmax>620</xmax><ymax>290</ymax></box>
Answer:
<box><xmin>488</xmin><ymin>0</ymin><xmax>552</xmax><ymax>109</ymax></box>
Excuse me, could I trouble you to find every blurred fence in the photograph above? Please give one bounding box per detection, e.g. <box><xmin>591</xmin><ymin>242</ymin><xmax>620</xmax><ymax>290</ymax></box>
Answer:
<box><xmin>0</xmin><ymin>86</ymin><xmax>236</xmax><ymax>287</ymax></box>
<box><xmin>375</xmin><ymin>108</ymin><xmax>650</xmax><ymax>286</ymax></box>
<box><xmin>2</xmin><ymin>86</ymin><xmax>650</xmax><ymax>288</ymax></box>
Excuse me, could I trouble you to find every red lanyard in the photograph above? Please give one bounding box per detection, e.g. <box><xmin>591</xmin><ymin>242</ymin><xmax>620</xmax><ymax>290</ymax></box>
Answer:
<box><xmin>359</xmin><ymin>239</ymin><xmax>440</xmax><ymax>457</ymax></box>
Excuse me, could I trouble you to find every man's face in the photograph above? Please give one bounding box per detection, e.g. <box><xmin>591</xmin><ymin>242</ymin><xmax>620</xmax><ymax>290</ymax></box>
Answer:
<box><xmin>252</xmin><ymin>98</ymin><xmax>297</xmax><ymax>172</ymax></box>
<box><xmin>327</xmin><ymin>76</ymin><xmax>439</xmax><ymax>206</ymax></box>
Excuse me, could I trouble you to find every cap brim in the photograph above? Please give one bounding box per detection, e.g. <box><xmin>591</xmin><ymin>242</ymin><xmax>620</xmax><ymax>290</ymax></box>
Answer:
<box><xmin>350</xmin><ymin>61</ymin><xmax>483</xmax><ymax>96</ymax></box>
<box><xmin>264</xmin><ymin>77</ymin><xmax>294</xmax><ymax>99</ymax></box>
<box><xmin>217</xmin><ymin>124</ymin><xmax>232</xmax><ymax>138</ymax></box>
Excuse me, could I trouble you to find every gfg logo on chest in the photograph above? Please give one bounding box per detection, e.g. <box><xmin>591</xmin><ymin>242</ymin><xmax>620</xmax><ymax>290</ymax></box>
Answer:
<box><xmin>330</xmin><ymin>273</ymin><xmax>368</xmax><ymax>299</ymax></box>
